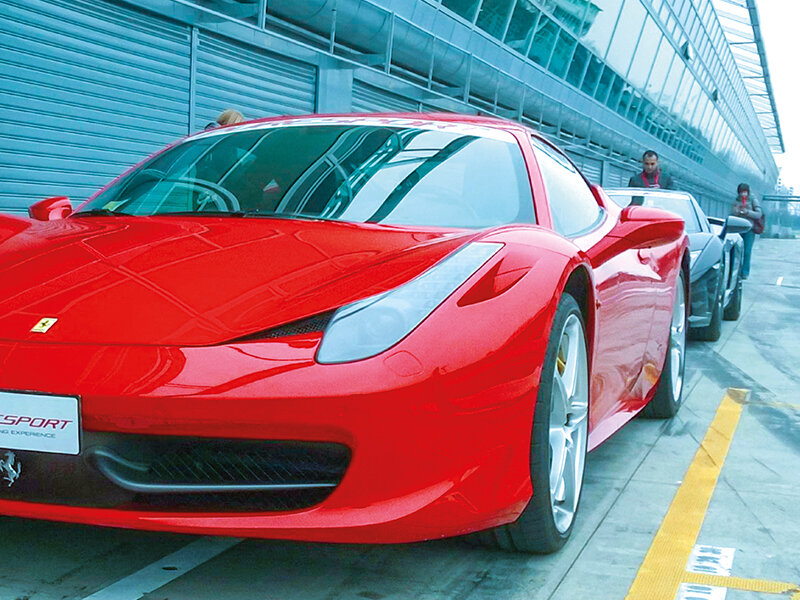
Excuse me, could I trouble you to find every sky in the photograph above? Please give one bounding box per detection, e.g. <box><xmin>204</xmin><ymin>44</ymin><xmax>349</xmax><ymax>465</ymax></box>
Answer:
<box><xmin>756</xmin><ymin>1</ymin><xmax>799</xmax><ymax>192</ymax></box>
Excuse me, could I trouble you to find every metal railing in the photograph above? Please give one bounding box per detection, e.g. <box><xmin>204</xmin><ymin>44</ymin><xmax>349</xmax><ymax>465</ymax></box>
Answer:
<box><xmin>761</xmin><ymin>198</ymin><xmax>800</xmax><ymax>239</ymax></box>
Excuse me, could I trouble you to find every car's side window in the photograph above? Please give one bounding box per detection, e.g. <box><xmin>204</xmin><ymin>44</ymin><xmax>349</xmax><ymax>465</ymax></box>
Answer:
<box><xmin>530</xmin><ymin>137</ymin><xmax>603</xmax><ymax>237</ymax></box>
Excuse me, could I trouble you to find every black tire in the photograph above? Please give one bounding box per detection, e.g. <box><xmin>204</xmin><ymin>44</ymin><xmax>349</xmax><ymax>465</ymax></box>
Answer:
<box><xmin>694</xmin><ymin>271</ymin><xmax>723</xmax><ymax>342</ymax></box>
<box><xmin>643</xmin><ymin>270</ymin><xmax>687</xmax><ymax>419</ymax></box>
<box><xmin>470</xmin><ymin>293</ymin><xmax>587</xmax><ymax>554</ymax></box>
<box><xmin>723</xmin><ymin>276</ymin><xmax>742</xmax><ymax>321</ymax></box>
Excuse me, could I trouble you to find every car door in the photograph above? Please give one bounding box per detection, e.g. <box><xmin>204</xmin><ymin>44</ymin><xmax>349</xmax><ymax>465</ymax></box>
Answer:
<box><xmin>528</xmin><ymin>138</ymin><xmax>656</xmax><ymax>441</ymax></box>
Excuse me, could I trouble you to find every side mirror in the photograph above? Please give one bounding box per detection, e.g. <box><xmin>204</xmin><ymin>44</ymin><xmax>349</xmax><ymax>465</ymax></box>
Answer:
<box><xmin>587</xmin><ymin>205</ymin><xmax>684</xmax><ymax>266</ymax></box>
<box><xmin>616</xmin><ymin>205</ymin><xmax>685</xmax><ymax>247</ymax></box>
<box><xmin>722</xmin><ymin>215</ymin><xmax>751</xmax><ymax>237</ymax></box>
<box><xmin>28</xmin><ymin>196</ymin><xmax>72</xmax><ymax>221</ymax></box>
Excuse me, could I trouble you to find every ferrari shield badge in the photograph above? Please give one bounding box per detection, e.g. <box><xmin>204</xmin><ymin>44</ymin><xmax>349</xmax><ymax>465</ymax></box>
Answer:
<box><xmin>31</xmin><ymin>317</ymin><xmax>58</xmax><ymax>333</ymax></box>
<box><xmin>1</xmin><ymin>451</ymin><xmax>21</xmax><ymax>488</ymax></box>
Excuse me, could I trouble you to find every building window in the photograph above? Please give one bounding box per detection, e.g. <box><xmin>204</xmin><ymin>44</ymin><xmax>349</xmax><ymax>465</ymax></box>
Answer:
<box><xmin>505</xmin><ymin>1</ymin><xmax>540</xmax><ymax>54</ymax></box>
<box><xmin>549</xmin><ymin>29</ymin><xmax>577</xmax><ymax>78</ymax></box>
<box><xmin>627</xmin><ymin>16</ymin><xmax>660</xmax><ymax>89</ymax></box>
<box><xmin>442</xmin><ymin>0</ymin><xmax>481</xmax><ymax>23</ymax></box>
<box><xmin>659</xmin><ymin>55</ymin><xmax>685</xmax><ymax>111</ymax></box>
<box><xmin>594</xmin><ymin>65</ymin><xmax>616</xmax><ymax>103</ymax></box>
<box><xmin>671</xmin><ymin>70</ymin><xmax>693</xmax><ymax>115</ymax></box>
<box><xmin>604</xmin><ymin>0</ymin><xmax>646</xmax><ymax>76</ymax></box>
<box><xmin>581</xmin><ymin>54</ymin><xmax>604</xmax><ymax>95</ymax></box>
<box><xmin>579</xmin><ymin>0</ymin><xmax>624</xmax><ymax>58</ymax></box>
<box><xmin>476</xmin><ymin>0</ymin><xmax>515</xmax><ymax>38</ymax></box>
<box><xmin>607</xmin><ymin>74</ymin><xmax>625</xmax><ymax>111</ymax></box>
<box><xmin>529</xmin><ymin>14</ymin><xmax>559</xmax><ymax>66</ymax></box>
<box><xmin>644</xmin><ymin>38</ymin><xmax>672</xmax><ymax>102</ymax></box>
<box><xmin>567</xmin><ymin>43</ymin><xmax>591</xmax><ymax>87</ymax></box>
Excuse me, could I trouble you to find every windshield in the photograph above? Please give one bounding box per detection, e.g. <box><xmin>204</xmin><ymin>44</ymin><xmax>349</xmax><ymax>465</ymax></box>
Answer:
<box><xmin>78</xmin><ymin>124</ymin><xmax>535</xmax><ymax>229</ymax></box>
<box><xmin>606</xmin><ymin>192</ymin><xmax>702</xmax><ymax>233</ymax></box>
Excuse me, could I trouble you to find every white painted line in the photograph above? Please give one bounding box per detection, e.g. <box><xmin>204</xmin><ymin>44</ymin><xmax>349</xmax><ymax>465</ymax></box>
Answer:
<box><xmin>686</xmin><ymin>545</ymin><xmax>736</xmax><ymax>576</ymax></box>
<box><xmin>776</xmin><ymin>276</ymin><xmax>784</xmax><ymax>286</ymax></box>
<box><xmin>81</xmin><ymin>536</ymin><xmax>242</xmax><ymax>600</ymax></box>
<box><xmin>677</xmin><ymin>583</ymin><xmax>727</xmax><ymax>600</ymax></box>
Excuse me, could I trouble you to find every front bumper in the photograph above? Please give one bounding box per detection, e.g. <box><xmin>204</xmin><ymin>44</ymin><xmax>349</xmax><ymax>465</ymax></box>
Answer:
<box><xmin>0</xmin><ymin>325</ymin><xmax>542</xmax><ymax>543</ymax></box>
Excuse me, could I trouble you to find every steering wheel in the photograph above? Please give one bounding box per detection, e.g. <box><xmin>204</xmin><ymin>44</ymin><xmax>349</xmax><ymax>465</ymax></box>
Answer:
<box><xmin>132</xmin><ymin>171</ymin><xmax>241</xmax><ymax>212</ymax></box>
<box><xmin>118</xmin><ymin>170</ymin><xmax>242</xmax><ymax>213</ymax></box>
<box><xmin>168</xmin><ymin>176</ymin><xmax>241</xmax><ymax>212</ymax></box>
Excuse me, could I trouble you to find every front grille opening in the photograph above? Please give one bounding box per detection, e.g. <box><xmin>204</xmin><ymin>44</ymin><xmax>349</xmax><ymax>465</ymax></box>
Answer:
<box><xmin>147</xmin><ymin>442</ymin><xmax>346</xmax><ymax>485</ymax></box>
<box><xmin>84</xmin><ymin>437</ymin><xmax>351</xmax><ymax>512</ymax></box>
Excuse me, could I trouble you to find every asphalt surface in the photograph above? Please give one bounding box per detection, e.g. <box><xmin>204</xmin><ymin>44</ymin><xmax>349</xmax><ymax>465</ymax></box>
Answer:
<box><xmin>1</xmin><ymin>238</ymin><xmax>798</xmax><ymax>600</ymax></box>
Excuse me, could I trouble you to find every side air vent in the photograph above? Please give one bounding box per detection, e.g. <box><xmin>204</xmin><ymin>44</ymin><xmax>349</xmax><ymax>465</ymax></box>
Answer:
<box><xmin>229</xmin><ymin>311</ymin><xmax>335</xmax><ymax>343</ymax></box>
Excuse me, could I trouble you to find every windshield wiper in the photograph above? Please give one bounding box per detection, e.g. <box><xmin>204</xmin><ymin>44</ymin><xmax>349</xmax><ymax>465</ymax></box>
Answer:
<box><xmin>153</xmin><ymin>210</ymin><xmax>339</xmax><ymax>222</ymax></box>
<box><xmin>255</xmin><ymin>212</ymin><xmax>338</xmax><ymax>222</ymax></box>
<box><xmin>72</xmin><ymin>208</ymin><xmax>132</xmax><ymax>217</ymax></box>
<box><xmin>158</xmin><ymin>210</ymin><xmax>247</xmax><ymax>217</ymax></box>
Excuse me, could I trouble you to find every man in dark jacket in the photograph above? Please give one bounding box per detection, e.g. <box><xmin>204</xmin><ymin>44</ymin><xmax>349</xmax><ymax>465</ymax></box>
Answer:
<box><xmin>628</xmin><ymin>150</ymin><xmax>675</xmax><ymax>189</ymax></box>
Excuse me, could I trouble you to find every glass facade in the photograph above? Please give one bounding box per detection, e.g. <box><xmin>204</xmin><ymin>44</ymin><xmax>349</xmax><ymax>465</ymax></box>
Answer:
<box><xmin>432</xmin><ymin>0</ymin><xmax>769</xmax><ymax>180</ymax></box>
<box><xmin>179</xmin><ymin>0</ymin><xmax>778</xmax><ymax>202</ymax></box>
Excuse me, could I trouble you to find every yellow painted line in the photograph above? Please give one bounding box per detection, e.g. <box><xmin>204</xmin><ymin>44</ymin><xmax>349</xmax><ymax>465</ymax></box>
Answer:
<box><xmin>742</xmin><ymin>399</ymin><xmax>800</xmax><ymax>410</ymax></box>
<box><xmin>683</xmin><ymin>572</ymin><xmax>800</xmax><ymax>598</ymax></box>
<box><xmin>625</xmin><ymin>388</ymin><xmax>747</xmax><ymax>600</ymax></box>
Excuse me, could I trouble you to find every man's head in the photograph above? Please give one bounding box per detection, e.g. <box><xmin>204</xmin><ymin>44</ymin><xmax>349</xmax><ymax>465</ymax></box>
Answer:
<box><xmin>642</xmin><ymin>150</ymin><xmax>659</xmax><ymax>175</ymax></box>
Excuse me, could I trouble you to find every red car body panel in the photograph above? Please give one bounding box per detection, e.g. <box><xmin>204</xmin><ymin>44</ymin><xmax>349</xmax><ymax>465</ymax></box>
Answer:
<box><xmin>0</xmin><ymin>216</ymin><xmax>476</xmax><ymax>345</ymax></box>
<box><xmin>0</xmin><ymin>114</ymin><xmax>688</xmax><ymax>542</ymax></box>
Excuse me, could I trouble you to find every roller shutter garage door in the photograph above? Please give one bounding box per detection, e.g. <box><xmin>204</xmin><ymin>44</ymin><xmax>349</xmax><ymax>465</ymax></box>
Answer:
<box><xmin>193</xmin><ymin>33</ymin><xmax>316</xmax><ymax>130</ymax></box>
<box><xmin>0</xmin><ymin>0</ymin><xmax>190</xmax><ymax>213</ymax></box>
<box><xmin>351</xmin><ymin>80</ymin><xmax>419</xmax><ymax>113</ymax></box>
<box><xmin>604</xmin><ymin>164</ymin><xmax>629</xmax><ymax>188</ymax></box>
<box><xmin>577</xmin><ymin>157</ymin><xmax>602</xmax><ymax>185</ymax></box>
<box><xmin>566</xmin><ymin>153</ymin><xmax>603</xmax><ymax>185</ymax></box>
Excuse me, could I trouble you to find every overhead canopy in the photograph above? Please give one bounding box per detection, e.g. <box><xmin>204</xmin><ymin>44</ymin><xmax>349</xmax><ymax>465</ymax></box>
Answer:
<box><xmin>712</xmin><ymin>0</ymin><xmax>784</xmax><ymax>152</ymax></box>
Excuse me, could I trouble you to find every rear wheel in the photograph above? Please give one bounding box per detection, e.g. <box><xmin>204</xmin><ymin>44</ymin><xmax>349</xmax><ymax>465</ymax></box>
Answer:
<box><xmin>472</xmin><ymin>293</ymin><xmax>588</xmax><ymax>553</ymax></box>
<box><xmin>723</xmin><ymin>276</ymin><xmax>742</xmax><ymax>321</ymax></box>
<box><xmin>644</xmin><ymin>271</ymin><xmax>687</xmax><ymax>418</ymax></box>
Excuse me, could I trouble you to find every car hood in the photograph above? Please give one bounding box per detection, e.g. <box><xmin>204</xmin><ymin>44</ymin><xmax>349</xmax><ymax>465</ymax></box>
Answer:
<box><xmin>686</xmin><ymin>232</ymin><xmax>712</xmax><ymax>251</ymax></box>
<box><xmin>0</xmin><ymin>215</ymin><xmax>474</xmax><ymax>346</ymax></box>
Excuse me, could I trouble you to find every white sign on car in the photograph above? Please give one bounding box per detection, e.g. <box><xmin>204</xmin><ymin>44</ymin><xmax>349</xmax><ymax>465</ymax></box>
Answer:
<box><xmin>0</xmin><ymin>390</ymin><xmax>80</xmax><ymax>455</ymax></box>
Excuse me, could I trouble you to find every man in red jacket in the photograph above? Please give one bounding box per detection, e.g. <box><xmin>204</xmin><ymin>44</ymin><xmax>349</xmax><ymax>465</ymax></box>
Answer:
<box><xmin>628</xmin><ymin>150</ymin><xmax>675</xmax><ymax>189</ymax></box>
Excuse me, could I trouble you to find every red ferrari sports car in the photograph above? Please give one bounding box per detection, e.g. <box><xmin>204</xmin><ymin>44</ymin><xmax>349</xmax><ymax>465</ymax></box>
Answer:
<box><xmin>0</xmin><ymin>114</ymin><xmax>688</xmax><ymax>553</ymax></box>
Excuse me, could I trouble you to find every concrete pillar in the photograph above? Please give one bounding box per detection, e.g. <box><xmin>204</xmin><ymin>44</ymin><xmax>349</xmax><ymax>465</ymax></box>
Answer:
<box><xmin>316</xmin><ymin>57</ymin><xmax>353</xmax><ymax>114</ymax></box>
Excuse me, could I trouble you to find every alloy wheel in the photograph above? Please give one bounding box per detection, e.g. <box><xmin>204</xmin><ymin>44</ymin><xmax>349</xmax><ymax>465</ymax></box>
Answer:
<box><xmin>670</xmin><ymin>278</ymin><xmax>687</xmax><ymax>401</ymax></box>
<box><xmin>548</xmin><ymin>314</ymin><xmax>588</xmax><ymax>534</ymax></box>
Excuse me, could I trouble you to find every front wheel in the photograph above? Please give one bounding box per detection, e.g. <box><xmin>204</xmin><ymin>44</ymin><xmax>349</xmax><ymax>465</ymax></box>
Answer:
<box><xmin>644</xmin><ymin>270</ymin><xmax>687</xmax><ymax>418</ymax></box>
<box><xmin>472</xmin><ymin>293</ymin><xmax>588</xmax><ymax>553</ymax></box>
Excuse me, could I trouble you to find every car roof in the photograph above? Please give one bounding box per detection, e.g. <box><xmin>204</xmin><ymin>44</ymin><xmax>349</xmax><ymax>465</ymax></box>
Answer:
<box><xmin>230</xmin><ymin>111</ymin><xmax>525</xmax><ymax>129</ymax></box>
<box><xmin>194</xmin><ymin>112</ymin><xmax>545</xmax><ymax>143</ymax></box>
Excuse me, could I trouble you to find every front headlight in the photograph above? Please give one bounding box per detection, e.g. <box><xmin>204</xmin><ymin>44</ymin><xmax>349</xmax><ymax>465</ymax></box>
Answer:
<box><xmin>690</xmin><ymin>250</ymin><xmax>702</xmax><ymax>267</ymax></box>
<box><xmin>316</xmin><ymin>242</ymin><xmax>502</xmax><ymax>364</ymax></box>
